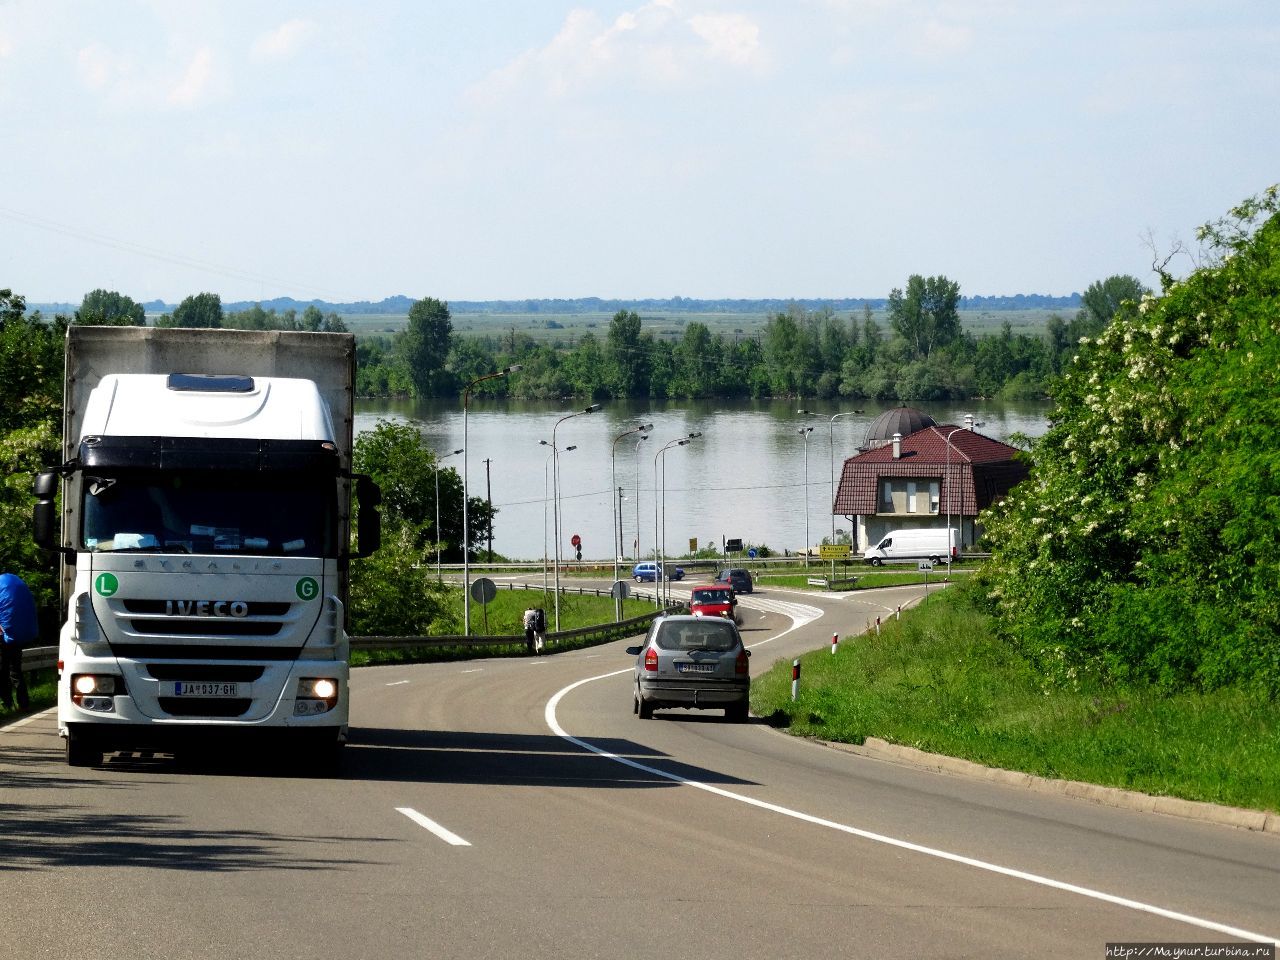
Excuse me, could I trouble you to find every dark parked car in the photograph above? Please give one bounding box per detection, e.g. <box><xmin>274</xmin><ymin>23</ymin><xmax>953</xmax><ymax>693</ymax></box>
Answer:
<box><xmin>716</xmin><ymin>568</ymin><xmax>754</xmax><ymax>593</ymax></box>
<box><xmin>626</xmin><ymin>614</ymin><xmax>750</xmax><ymax>721</ymax></box>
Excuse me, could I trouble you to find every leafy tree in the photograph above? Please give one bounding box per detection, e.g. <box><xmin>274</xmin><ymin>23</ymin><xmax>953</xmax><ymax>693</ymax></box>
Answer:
<box><xmin>399</xmin><ymin>297</ymin><xmax>454</xmax><ymax>396</ymax></box>
<box><xmin>76</xmin><ymin>289</ymin><xmax>145</xmax><ymax>326</ymax></box>
<box><xmin>0</xmin><ymin>291</ymin><xmax>66</xmax><ymax>612</ymax></box>
<box><xmin>979</xmin><ymin>187</ymin><xmax>1280</xmax><ymax>693</ymax></box>
<box><xmin>348</xmin><ymin>526</ymin><xmax>454</xmax><ymax>637</ymax></box>
<box><xmin>605</xmin><ymin>310</ymin><xmax>650</xmax><ymax>397</ymax></box>
<box><xmin>157</xmin><ymin>292</ymin><xmax>223</xmax><ymax>328</ymax></box>
<box><xmin>888</xmin><ymin>274</ymin><xmax>961</xmax><ymax>359</ymax></box>
<box><xmin>1073</xmin><ymin>274</ymin><xmax>1148</xmax><ymax>341</ymax></box>
<box><xmin>352</xmin><ymin>419</ymin><xmax>493</xmax><ymax>561</ymax></box>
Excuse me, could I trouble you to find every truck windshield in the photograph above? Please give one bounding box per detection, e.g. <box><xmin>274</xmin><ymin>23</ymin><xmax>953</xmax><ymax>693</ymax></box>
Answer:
<box><xmin>82</xmin><ymin>469</ymin><xmax>338</xmax><ymax>557</ymax></box>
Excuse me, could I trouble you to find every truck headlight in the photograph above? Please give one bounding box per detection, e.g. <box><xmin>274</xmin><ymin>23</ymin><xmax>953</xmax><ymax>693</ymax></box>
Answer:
<box><xmin>71</xmin><ymin>673</ymin><xmax>122</xmax><ymax>712</ymax></box>
<box><xmin>295</xmin><ymin>676</ymin><xmax>340</xmax><ymax>715</ymax></box>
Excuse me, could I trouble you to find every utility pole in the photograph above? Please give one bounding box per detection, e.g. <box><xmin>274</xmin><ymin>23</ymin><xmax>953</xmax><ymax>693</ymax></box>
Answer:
<box><xmin>482</xmin><ymin>458</ymin><xmax>493</xmax><ymax>561</ymax></box>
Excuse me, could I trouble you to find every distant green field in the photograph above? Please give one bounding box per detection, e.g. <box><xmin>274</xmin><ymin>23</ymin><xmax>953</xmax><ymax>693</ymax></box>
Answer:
<box><xmin>343</xmin><ymin>308</ymin><xmax>1069</xmax><ymax>342</ymax></box>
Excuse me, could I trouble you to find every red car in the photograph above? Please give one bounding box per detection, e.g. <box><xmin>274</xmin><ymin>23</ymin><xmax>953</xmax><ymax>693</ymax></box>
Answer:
<box><xmin>688</xmin><ymin>584</ymin><xmax>741</xmax><ymax>624</ymax></box>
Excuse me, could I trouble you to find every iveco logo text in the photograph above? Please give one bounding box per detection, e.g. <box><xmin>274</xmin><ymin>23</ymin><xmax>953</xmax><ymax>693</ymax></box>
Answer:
<box><xmin>165</xmin><ymin>600</ymin><xmax>250</xmax><ymax>617</ymax></box>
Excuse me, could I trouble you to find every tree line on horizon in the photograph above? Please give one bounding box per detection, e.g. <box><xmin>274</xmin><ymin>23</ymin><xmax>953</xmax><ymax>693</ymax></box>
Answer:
<box><xmin>353</xmin><ymin>273</ymin><xmax>1145</xmax><ymax>403</ymax></box>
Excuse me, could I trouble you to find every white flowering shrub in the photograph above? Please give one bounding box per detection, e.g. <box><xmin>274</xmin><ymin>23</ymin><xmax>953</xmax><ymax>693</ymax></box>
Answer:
<box><xmin>978</xmin><ymin>187</ymin><xmax>1280</xmax><ymax>693</ymax></box>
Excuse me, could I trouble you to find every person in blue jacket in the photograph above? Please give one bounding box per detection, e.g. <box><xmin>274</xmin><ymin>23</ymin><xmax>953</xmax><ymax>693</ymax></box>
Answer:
<box><xmin>0</xmin><ymin>572</ymin><xmax>38</xmax><ymax>711</ymax></box>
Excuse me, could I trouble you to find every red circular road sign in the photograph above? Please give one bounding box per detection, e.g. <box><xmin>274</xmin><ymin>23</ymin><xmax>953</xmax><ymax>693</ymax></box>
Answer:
<box><xmin>570</xmin><ymin>534</ymin><xmax>581</xmax><ymax>548</ymax></box>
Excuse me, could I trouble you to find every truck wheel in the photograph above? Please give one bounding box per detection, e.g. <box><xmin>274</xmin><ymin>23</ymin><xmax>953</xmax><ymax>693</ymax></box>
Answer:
<box><xmin>869</xmin><ymin>557</ymin><xmax>882</xmax><ymax>567</ymax></box>
<box><xmin>65</xmin><ymin>730</ymin><xmax>101</xmax><ymax>768</ymax></box>
<box><xmin>295</xmin><ymin>731</ymin><xmax>344</xmax><ymax>777</ymax></box>
<box><xmin>930</xmin><ymin>555</ymin><xmax>942</xmax><ymax>565</ymax></box>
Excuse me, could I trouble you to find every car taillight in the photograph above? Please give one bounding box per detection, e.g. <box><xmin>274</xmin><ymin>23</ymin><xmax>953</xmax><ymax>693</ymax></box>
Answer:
<box><xmin>735</xmin><ymin>649</ymin><xmax>749</xmax><ymax>675</ymax></box>
<box><xmin>644</xmin><ymin>647</ymin><xmax>658</xmax><ymax>672</ymax></box>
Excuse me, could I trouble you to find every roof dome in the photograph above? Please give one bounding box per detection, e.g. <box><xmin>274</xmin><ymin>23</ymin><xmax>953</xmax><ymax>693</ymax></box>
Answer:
<box><xmin>863</xmin><ymin>406</ymin><xmax>937</xmax><ymax>449</ymax></box>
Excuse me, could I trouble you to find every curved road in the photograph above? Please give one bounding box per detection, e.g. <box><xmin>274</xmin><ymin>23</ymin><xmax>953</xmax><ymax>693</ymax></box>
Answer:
<box><xmin>2</xmin><ymin>584</ymin><xmax>1277</xmax><ymax>960</ymax></box>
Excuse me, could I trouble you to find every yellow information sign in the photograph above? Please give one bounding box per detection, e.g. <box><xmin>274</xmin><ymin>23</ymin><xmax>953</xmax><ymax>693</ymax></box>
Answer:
<box><xmin>819</xmin><ymin>544</ymin><xmax>851</xmax><ymax>559</ymax></box>
<box><xmin>689</xmin><ymin>537</ymin><xmax>698</xmax><ymax>553</ymax></box>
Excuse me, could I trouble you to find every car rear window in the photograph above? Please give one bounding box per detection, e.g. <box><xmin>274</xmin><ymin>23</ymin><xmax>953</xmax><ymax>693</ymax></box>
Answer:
<box><xmin>654</xmin><ymin>620</ymin><xmax>738</xmax><ymax>652</ymax></box>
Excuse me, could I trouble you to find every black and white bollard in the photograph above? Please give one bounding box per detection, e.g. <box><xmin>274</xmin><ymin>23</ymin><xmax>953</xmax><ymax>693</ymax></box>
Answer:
<box><xmin>791</xmin><ymin>658</ymin><xmax>801</xmax><ymax>701</ymax></box>
<box><xmin>896</xmin><ymin>605</ymin><xmax>902</xmax><ymax>621</ymax></box>
<box><xmin>876</xmin><ymin>616</ymin><xmax>881</xmax><ymax>635</ymax></box>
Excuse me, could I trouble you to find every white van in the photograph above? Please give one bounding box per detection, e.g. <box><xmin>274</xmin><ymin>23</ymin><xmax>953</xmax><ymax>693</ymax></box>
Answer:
<box><xmin>863</xmin><ymin>528</ymin><xmax>959</xmax><ymax>566</ymax></box>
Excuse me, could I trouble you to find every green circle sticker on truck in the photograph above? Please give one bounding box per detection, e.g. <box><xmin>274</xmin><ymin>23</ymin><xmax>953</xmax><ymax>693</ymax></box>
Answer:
<box><xmin>295</xmin><ymin>577</ymin><xmax>319</xmax><ymax>601</ymax></box>
<box><xmin>94</xmin><ymin>572</ymin><xmax>119</xmax><ymax>597</ymax></box>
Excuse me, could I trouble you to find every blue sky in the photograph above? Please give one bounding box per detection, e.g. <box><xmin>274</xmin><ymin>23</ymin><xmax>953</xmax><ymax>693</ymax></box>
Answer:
<box><xmin>1</xmin><ymin>1</ymin><xmax>1276</xmax><ymax>304</ymax></box>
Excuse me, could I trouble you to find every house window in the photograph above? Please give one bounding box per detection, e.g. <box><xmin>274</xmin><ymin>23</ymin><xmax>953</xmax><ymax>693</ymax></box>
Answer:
<box><xmin>906</xmin><ymin>481</ymin><xmax>917</xmax><ymax>513</ymax></box>
<box><xmin>881</xmin><ymin>480</ymin><xmax>893</xmax><ymax>510</ymax></box>
<box><xmin>929</xmin><ymin>481</ymin><xmax>940</xmax><ymax>514</ymax></box>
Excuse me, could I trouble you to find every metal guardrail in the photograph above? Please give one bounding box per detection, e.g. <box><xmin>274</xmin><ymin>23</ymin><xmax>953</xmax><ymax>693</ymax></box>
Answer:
<box><xmin>18</xmin><ymin>601</ymin><xmax>681</xmax><ymax>676</ymax></box>
<box><xmin>21</xmin><ymin>647</ymin><xmax>57</xmax><ymax>673</ymax></box>
<box><xmin>351</xmin><ymin>606</ymin><xmax>677</xmax><ymax>652</ymax></box>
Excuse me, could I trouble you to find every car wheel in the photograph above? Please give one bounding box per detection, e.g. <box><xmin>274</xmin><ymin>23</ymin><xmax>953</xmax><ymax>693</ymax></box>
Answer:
<box><xmin>637</xmin><ymin>695</ymin><xmax>654</xmax><ymax>719</ymax></box>
<box><xmin>869</xmin><ymin>557</ymin><xmax>882</xmax><ymax>567</ymax></box>
<box><xmin>726</xmin><ymin>700</ymin><xmax>749</xmax><ymax>723</ymax></box>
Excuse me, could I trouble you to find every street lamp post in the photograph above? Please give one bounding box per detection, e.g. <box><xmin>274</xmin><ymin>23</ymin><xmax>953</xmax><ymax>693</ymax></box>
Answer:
<box><xmin>434</xmin><ymin>448</ymin><xmax>463</xmax><ymax>581</ymax></box>
<box><xmin>541</xmin><ymin>442</ymin><xmax>575</xmax><ymax>600</ymax></box>
<box><xmin>611</xmin><ymin>423</ymin><xmax>652</xmax><ymax>621</ymax></box>
<box><xmin>633</xmin><ymin>434</ymin><xmax>650</xmax><ymax>560</ymax></box>
<box><xmin>463</xmin><ymin>365</ymin><xmax>520</xmax><ymax>636</ymax></box>
<box><xmin>798</xmin><ymin>408</ymin><xmax>863</xmax><ymax>547</ymax></box>
<box><xmin>943</xmin><ymin>419</ymin><xmax>982</xmax><ymax>558</ymax></box>
<box><xmin>653</xmin><ymin>433</ymin><xmax>701</xmax><ymax>609</ymax></box>
<box><xmin>551</xmin><ymin>403</ymin><xmax>601</xmax><ymax>631</ymax></box>
<box><xmin>798</xmin><ymin>426</ymin><xmax>814</xmax><ymax>567</ymax></box>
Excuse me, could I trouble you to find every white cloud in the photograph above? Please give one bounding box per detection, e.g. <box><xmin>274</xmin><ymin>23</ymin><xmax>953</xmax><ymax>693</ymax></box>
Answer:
<box><xmin>251</xmin><ymin>18</ymin><xmax>316</xmax><ymax>62</ymax></box>
<box><xmin>689</xmin><ymin>13</ymin><xmax>761</xmax><ymax>66</ymax></box>
<box><xmin>914</xmin><ymin>18</ymin><xmax>973</xmax><ymax>57</ymax></box>
<box><xmin>469</xmin><ymin>1</ymin><xmax>767</xmax><ymax>105</ymax></box>
<box><xmin>77</xmin><ymin>42</ymin><xmax>119</xmax><ymax>90</ymax></box>
<box><xmin>167</xmin><ymin>46</ymin><xmax>215</xmax><ymax>108</ymax></box>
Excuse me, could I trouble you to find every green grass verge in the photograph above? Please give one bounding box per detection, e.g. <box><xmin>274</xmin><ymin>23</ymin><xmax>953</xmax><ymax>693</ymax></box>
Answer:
<box><xmin>756</xmin><ymin>568</ymin><xmax>974</xmax><ymax>591</ymax></box>
<box><xmin>751</xmin><ymin>589</ymin><xmax>1280</xmax><ymax>812</ymax></box>
<box><xmin>351</xmin><ymin>588</ymin><xmax>657</xmax><ymax>666</ymax></box>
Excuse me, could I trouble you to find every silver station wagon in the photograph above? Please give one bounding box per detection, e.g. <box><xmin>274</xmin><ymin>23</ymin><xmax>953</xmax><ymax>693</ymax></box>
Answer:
<box><xmin>626</xmin><ymin>614</ymin><xmax>751</xmax><ymax>721</ymax></box>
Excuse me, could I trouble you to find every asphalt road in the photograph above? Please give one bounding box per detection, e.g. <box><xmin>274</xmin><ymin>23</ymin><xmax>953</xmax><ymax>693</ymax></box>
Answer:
<box><xmin>2</xmin><ymin>583</ymin><xmax>1277</xmax><ymax>960</ymax></box>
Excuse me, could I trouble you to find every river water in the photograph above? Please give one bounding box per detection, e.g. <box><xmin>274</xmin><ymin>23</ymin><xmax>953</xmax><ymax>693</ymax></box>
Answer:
<box><xmin>353</xmin><ymin>398</ymin><xmax>1051</xmax><ymax>563</ymax></box>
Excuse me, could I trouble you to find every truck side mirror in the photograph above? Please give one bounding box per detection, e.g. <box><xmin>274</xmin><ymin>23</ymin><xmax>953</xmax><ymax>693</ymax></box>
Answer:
<box><xmin>352</xmin><ymin>474</ymin><xmax>382</xmax><ymax>558</ymax></box>
<box><xmin>32</xmin><ymin>470</ymin><xmax>74</xmax><ymax>560</ymax></box>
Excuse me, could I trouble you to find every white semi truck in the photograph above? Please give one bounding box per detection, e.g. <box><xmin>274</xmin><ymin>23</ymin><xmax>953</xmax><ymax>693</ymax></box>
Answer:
<box><xmin>33</xmin><ymin>326</ymin><xmax>380</xmax><ymax>769</ymax></box>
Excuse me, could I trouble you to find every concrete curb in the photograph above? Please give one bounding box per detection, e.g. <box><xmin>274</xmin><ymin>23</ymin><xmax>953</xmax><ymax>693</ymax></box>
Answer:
<box><xmin>816</xmin><ymin>735</ymin><xmax>1280</xmax><ymax>835</ymax></box>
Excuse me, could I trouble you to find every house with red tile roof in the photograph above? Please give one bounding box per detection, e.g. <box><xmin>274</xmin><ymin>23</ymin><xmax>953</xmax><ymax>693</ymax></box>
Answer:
<box><xmin>833</xmin><ymin>413</ymin><xmax>1029</xmax><ymax>554</ymax></box>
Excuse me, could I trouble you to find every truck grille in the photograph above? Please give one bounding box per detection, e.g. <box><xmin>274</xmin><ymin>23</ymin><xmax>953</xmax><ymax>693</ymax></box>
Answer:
<box><xmin>145</xmin><ymin>664</ymin><xmax>265</xmax><ymax>682</ymax></box>
<box><xmin>157</xmin><ymin>698</ymin><xmax>253</xmax><ymax>718</ymax></box>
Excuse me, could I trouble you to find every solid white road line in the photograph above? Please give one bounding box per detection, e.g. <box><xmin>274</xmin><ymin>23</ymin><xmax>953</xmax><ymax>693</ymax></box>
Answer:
<box><xmin>543</xmin><ymin>637</ymin><xmax>1279</xmax><ymax>946</ymax></box>
<box><xmin>385</xmin><ymin>680</ymin><xmax>410</xmax><ymax>686</ymax></box>
<box><xmin>0</xmin><ymin>706</ymin><xmax>56</xmax><ymax>732</ymax></box>
<box><xmin>396</xmin><ymin>807</ymin><xmax>472</xmax><ymax>846</ymax></box>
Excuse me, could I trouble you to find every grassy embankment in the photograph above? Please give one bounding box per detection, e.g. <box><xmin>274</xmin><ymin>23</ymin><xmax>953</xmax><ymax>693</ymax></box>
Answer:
<box><xmin>351</xmin><ymin>588</ymin><xmax>654</xmax><ymax>666</ymax></box>
<box><xmin>751</xmin><ymin>586</ymin><xmax>1280</xmax><ymax>813</ymax></box>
